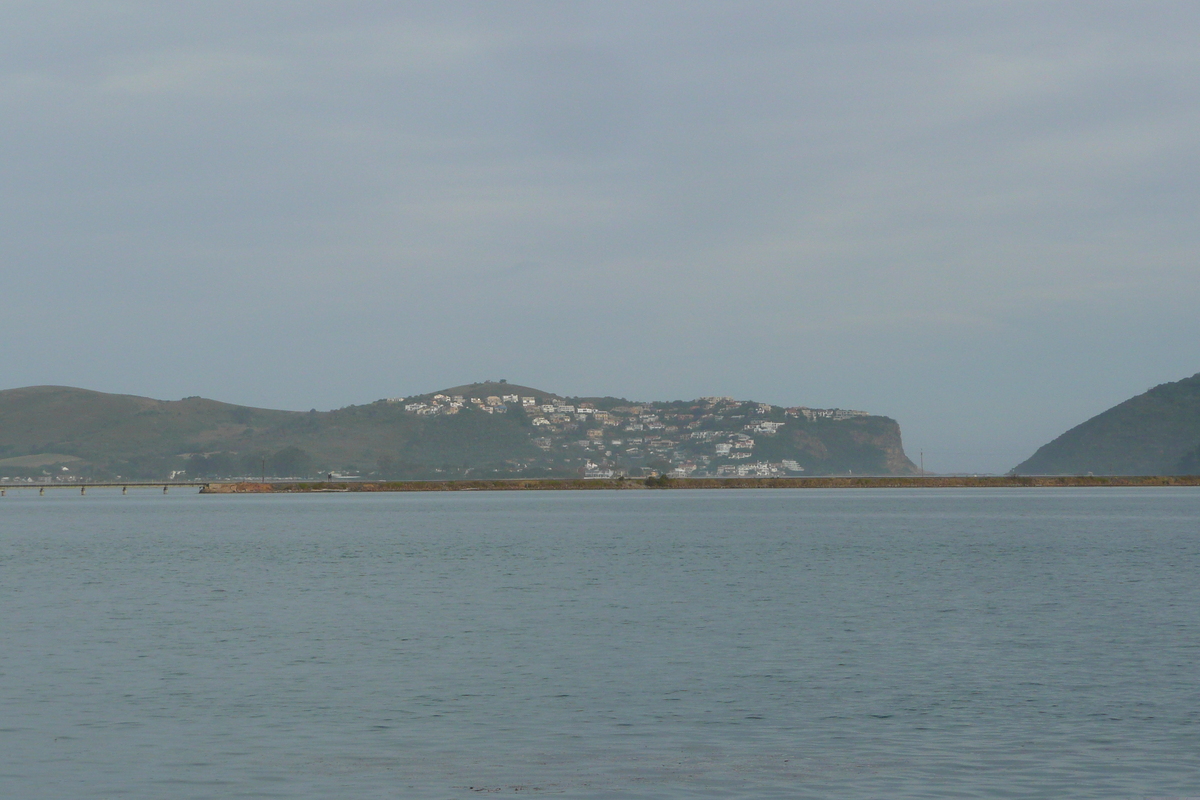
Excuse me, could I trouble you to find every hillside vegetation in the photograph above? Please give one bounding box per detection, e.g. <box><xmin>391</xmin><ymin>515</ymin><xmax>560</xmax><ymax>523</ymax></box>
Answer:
<box><xmin>0</xmin><ymin>382</ymin><xmax>917</xmax><ymax>480</ymax></box>
<box><xmin>1013</xmin><ymin>373</ymin><xmax>1200</xmax><ymax>475</ymax></box>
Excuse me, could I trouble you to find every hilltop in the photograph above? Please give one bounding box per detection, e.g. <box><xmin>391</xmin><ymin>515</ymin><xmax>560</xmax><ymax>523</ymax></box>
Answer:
<box><xmin>1013</xmin><ymin>372</ymin><xmax>1200</xmax><ymax>475</ymax></box>
<box><xmin>0</xmin><ymin>382</ymin><xmax>917</xmax><ymax>481</ymax></box>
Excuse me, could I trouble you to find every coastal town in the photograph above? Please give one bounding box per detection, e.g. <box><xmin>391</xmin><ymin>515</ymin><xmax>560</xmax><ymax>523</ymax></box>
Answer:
<box><xmin>0</xmin><ymin>383</ymin><xmax>902</xmax><ymax>484</ymax></box>
<box><xmin>384</xmin><ymin>386</ymin><xmax>871</xmax><ymax>479</ymax></box>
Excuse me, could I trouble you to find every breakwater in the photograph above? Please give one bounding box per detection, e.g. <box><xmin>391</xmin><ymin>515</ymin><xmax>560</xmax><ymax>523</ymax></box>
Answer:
<box><xmin>199</xmin><ymin>474</ymin><xmax>1200</xmax><ymax>493</ymax></box>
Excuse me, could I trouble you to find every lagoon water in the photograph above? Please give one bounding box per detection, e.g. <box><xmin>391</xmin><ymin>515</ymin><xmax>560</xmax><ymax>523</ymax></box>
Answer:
<box><xmin>2</xmin><ymin>488</ymin><xmax>1199</xmax><ymax>798</ymax></box>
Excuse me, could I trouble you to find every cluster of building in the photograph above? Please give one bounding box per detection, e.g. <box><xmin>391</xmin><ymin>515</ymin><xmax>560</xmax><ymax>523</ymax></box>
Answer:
<box><xmin>386</xmin><ymin>389</ymin><xmax>874</xmax><ymax>479</ymax></box>
<box><xmin>389</xmin><ymin>392</ymin><xmax>537</xmax><ymax>416</ymax></box>
<box><xmin>787</xmin><ymin>407</ymin><xmax>869</xmax><ymax>421</ymax></box>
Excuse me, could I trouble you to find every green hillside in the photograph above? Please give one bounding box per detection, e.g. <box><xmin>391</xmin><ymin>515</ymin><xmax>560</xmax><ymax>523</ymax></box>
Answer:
<box><xmin>1177</xmin><ymin>443</ymin><xmax>1200</xmax><ymax>475</ymax></box>
<box><xmin>0</xmin><ymin>382</ymin><xmax>917</xmax><ymax>480</ymax></box>
<box><xmin>1013</xmin><ymin>372</ymin><xmax>1200</xmax><ymax>475</ymax></box>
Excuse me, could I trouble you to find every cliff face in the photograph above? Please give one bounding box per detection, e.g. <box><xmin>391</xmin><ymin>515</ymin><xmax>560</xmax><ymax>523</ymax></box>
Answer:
<box><xmin>1013</xmin><ymin>373</ymin><xmax>1200</xmax><ymax>475</ymax></box>
<box><xmin>757</xmin><ymin>416</ymin><xmax>916</xmax><ymax>475</ymax></box>
<box><xmin>0</xmin><ymin>384</ymin><xmax>919</xmax><ymax>479</ymax></box>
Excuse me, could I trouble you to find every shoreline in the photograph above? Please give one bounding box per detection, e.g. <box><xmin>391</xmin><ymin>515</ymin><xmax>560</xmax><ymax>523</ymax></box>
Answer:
<box><xmin>199</xmin><ymin>475</ymin><xmax>1200</xmax><ymax>493</ymax></box>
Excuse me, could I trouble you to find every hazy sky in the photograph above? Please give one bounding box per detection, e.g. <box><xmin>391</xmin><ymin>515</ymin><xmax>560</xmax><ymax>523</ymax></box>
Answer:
<box><xmin>2</xmin><ymin>2</ymin><xmax>1197</xmax><ymax>473</ymax></box>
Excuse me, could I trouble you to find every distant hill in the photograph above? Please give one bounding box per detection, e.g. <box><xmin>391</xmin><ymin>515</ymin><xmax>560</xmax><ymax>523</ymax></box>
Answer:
<box><xmin>1013</xmin><ymin>372</ymin><xmax>1200</xmax><ymax>475</ymax></box>
<box><xmin>0</xmin><ymin>382</ymin><xmax>918</xmax><ymax>480</ymax></box>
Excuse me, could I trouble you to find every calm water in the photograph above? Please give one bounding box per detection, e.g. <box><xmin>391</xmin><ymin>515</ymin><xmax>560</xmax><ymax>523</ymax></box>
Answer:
<box><xmin>2</xmin><ymin>488</ymin><xmax>1198</xmax><ymax>799</ymax></box>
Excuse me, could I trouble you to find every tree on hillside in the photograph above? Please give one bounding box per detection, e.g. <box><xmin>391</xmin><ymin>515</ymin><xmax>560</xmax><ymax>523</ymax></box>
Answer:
<box><xmin>187</xmin><ymin>451</ymin><xmax>236</xmax><ymax>478</ymax></box>
<box><xmin>1176</xmin><ymin>443</ymin><xmax>1200</xmax><ymax>475</ymax></box>
<box><xmin>270</xmin><ymin>446</ymin><xmax>314</xmax><ymax>477</ymax></box>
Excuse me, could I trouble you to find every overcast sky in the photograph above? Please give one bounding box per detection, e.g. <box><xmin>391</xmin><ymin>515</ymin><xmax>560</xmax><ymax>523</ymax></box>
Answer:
<box><xmin>2</xmin><ymin>1</ymin><xmax>1197</xmax><ymax>473</ymax></box>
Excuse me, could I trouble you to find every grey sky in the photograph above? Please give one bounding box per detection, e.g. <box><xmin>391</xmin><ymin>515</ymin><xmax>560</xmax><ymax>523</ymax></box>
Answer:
<box><xmin>2</xmin><ymin>2</ymin><xmax>1197</xmax><ymax>473</ymax></box>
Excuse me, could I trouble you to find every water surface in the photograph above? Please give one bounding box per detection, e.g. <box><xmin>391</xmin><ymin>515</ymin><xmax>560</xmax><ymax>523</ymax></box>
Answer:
<box><xmin>2</xmin><ymin>488</ymin><xmax>1198</xmax><ymax>798</ymax></box>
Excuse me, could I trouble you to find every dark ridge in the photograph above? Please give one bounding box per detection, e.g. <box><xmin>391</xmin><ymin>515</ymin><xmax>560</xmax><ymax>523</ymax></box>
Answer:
<box><xmin>1013</xmin><ymin>372</ymin><xmax>1200</xmax><ymax>475</ymax></box>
